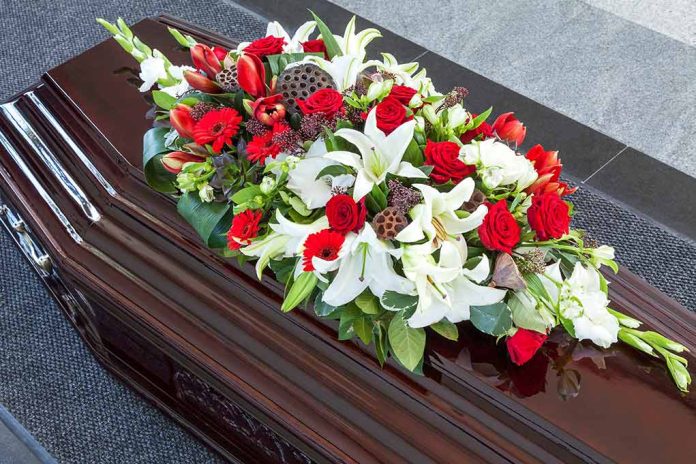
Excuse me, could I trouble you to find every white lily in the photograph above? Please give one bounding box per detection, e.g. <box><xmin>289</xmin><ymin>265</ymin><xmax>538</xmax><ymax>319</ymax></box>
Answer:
<box><xmin>537</xmin><ymin>262</ymin><xmax>619</xmax><ymax>348</ymax></box>
<box><xmin>322</xmin><ymin>224</ymin><xmax>414</xmax><ymax>307</ymax></box>
<box><xmin>286</xmin><ymin>157</ymin><xmax>355</xmax><ymax>209</ymax></box>
<box><xmin>377</xmin><ymin>53</ymin><xmax>438</xmax><ymax>97</ymax></box>
<box><xmin>237</xmin><ymin>21</ymin><xmax>317</xmax><ymax>54</ymax></box>
<box><xmin>305</xmin><ymin>55</ymin><xmax>379</xmax><ymax>91</ymax></box>
<box><xmin>325</xmin><ymin>108</ymin><xmax>426</xmax><ymax>200</ymax></box>
<box><xmin>396</xmin><ymin>179</ymin><xmax>488</xmax><ymax>244</ymax></box>
<box><xmin>241</xmin><ymin>211</ymin><xmax>328</xmax><ymax>278</ymax></box>
<box><xmin>401</xmin><ymin>241</ymin><xmax>506</xmax><ymax>328</ymax></box>
<box><xmin>333</xmin><ymin>16</ymin><xmax>381</xmax><ymax>61</ymax></box>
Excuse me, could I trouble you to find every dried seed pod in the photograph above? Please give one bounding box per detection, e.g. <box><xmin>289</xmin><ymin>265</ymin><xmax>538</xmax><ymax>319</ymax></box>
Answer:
<box><xmin>372</xmin><ymin>207</ymin><xmax>408</xmax><ymax>240</ymax></box>
<box><xmin>277</xmin><ymin>63</ymin><xmax>335</xmax><ymax>114</ymax></box>
<box><xmin>215</xmin><ymin>66</ymin><xmax>239</xmax><ymax>93</ymax></box>
<box><xmin>462</xmin><ymin>189</ymin><xmax>486</xmax><ymax>213</ymax></box>
<box><xmin>491</xmin><ymin>253</ymin><xmax>527</xmax><ymax>290</ymax></box>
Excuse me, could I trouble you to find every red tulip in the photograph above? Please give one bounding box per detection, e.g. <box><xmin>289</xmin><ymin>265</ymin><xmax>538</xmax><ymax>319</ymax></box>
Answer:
<box><xmin>169</xmin><ymin>104</ymin><xmax>196</xmax><ymax>139</ymax></box>
<box><xmin>250</xmin><ymin>94</ymin><xmax>286</xmax><ymax>126</ymax></box>
<box><xmin>525</xmin><ymin>144</ymin><xmax>577</xmax><ymax>196</ymax></box>
<box><xmin>161</xmin><ymin>151</ymin><xmax>202</xmax><ymax>174</ymax></box>
<box><xmin>237</xmin><ymin>53</ymin><xmax>267</xmax><ymax>98</ymax></box>
<box><xmin>212</xmin><ymin>46</ymin><xmax>228</xmax><ymax>61</ymax></box>
<box><xmin>190</xmin><ymin>43</ymin><xmax>222</xmax><ymax>77</ymax></box>
<box><xmin>183</xmin><ymin>70</ymin><xmax>223</xmax><ymax>93</ymax></box>
<box><xmin>492</xmin><ymin>112</ymin><xmax>526</xmax><ymax>146</ymax></box>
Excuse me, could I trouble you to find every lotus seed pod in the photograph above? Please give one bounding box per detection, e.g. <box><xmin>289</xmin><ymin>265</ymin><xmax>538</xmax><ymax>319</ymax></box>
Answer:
<box><xmin>277</xmin><ymin>63</ymin><xmax>335</xmax><ymax>114</ymax></box>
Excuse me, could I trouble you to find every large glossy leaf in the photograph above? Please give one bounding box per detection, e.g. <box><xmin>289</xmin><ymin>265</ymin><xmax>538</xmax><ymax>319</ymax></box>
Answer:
<box><xmin>431</xmin><ymin>319</ymin><xmax>459</xmax><ymax>341</ymax></box>
<box><xmin>470</xmin><ymin>302</ymin><xmax>513</xmax><ymax>336</ymax></box>
<box><xmin>143</xmin><ymin>127</ymin><xmax>177</xmax><ymax>193</ymax></box>
<box><xmin>177</xmin><ymin>193</ymin><xmax>233</xmax><ymax>248</ymax></box>
<box><xmin>309</xmin><ymin>11</ymin><xmax>342</xmax><ymax>59</ymax></box>
<box><xmin>380</xmin><ymin>291</ymin><xmax>417</xmax><ymax>312</ymax></box>
<box><xmin>388</xmin><ymin>311</ymin><xmax>425</xmax><ymax>371</ymax></box>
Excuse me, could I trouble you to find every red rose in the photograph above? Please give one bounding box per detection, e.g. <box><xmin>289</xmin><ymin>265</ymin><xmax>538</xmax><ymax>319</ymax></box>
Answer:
<box><xmin>527</xmin><ymin>193</ymin><xmax>571</xmax><ymax>241</ymax></box>
<box><xmin>302</xmin><ymin>39</ymin><xmax>328</xmax><ymax>59</ymax></box>
<box><xmin>389</xmin><ymin>85</ymin><xmax>417</xmax><ymax>106</ymax></box>
<box><xmin>296</xmin><ymin>88</ymin><xmax>344</xmax><ymax>117</ymax></box>
<box><xmin>424</xmin><ymin>140</ymin><xmax>476</xmax><ymax>184</ymax></box>
<box><xmin>227</xmin><ymin>209</ymin><xmax>263</xmax><ymax>250</ymax></box>
<box><xmin>478</xmin><ymin>201</ymin><xmax>520</xmax><ymax>253</ymax></box>
<box><xmin>374</xmin><ymin>96</ymin><xmax>412</xmax><ymax>134</ymax></box>
<box><xmin>492</xmin><ymin>112</ymin><xmax>526</xmax><ymax>146</ymax></box>
<box><xmin>506</xmin><ymin>328</ymin><xmax>548</xmax><ymax>366</ymax></box>
<box><xmin>325</xmin><ymin>194</ymin><xmax>367</xmax><ymax>234</ymax></box>
<box><xmin>244</xmin><ymin>36</ymin><xmax>285</xmax><ymax>58</ymax></box>
<box><xmin>460</xmin><ymin>118</ymin><xmax>494</xmax><ymax>144</ymax></box>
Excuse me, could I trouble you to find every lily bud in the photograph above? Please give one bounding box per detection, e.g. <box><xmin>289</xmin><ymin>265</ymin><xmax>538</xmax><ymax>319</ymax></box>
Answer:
<box><xmin>237</xmin><ymin>53</ymin><xmax>267</xmax><ymax>98</ymax></box>
<box><xmin>190</xmin><ymin>43</ymin><xmax>222</xmax><ymax>77</ymax></box>
<box><xmin>183</xmin><ymin>70</ymin><xmax>223</xmax><ymax>94</ymax></box>
<box><xmin>250</xmin><ymin>94</ymin><xmax>286</xmax><ymax>126</ymax></box>
<box><xmin>161</xmin><ymin>151</ymin><xmax>201</xmax><ymax>174</ymax></box>
<box><xmin>492</xmin><ymin>112</ymin><xmax>526</xmax><ymax>146</ymax></box>
<box><xmin>169</xmin><ymin>104</ymin><xmax>195</xmax><ymax>139</ymax></box>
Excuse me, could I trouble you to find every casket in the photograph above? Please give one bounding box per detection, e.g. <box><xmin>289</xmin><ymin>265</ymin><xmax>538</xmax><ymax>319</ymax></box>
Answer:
<box><xmin>0</xmin><ymin>15</ymin><xmax>694</xmax><ymax>463</ymax></box>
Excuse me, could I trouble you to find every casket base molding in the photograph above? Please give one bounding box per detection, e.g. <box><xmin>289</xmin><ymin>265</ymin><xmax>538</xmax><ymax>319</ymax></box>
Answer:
<box><xmin>0</xmin><ymin>15</ymin><xmax>694</xmax><ymax>464</ymax></box>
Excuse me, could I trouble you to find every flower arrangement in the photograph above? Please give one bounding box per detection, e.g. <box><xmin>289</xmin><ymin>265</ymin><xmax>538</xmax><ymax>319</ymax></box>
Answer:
<box><xmin>97</xmin><ymin>14</ymin><xmax>691</xmax><ymax>392</ymax></box>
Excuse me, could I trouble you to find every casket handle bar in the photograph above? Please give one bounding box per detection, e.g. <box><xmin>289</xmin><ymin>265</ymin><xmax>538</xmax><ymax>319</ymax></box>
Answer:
<box><xmin>0</xmin><ymin>203</ymin><xmax>53</xmax><ymax>275</ymax></box>
<box><xmin>0</xmin><ymin>101</ymin><xmax>102</xmax><ymax>223</ymax></box>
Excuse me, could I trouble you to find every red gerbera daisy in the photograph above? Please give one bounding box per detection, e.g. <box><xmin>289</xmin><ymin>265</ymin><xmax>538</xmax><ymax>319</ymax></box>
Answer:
<box><xmin>246</xmin><ymin>122</ymin><xmax>289</xmax><ymax>165</ymax></box>
<box><xmin>227</xmin><ymin>209</ymin><xmax>263</xmax><ymax>250</ymax></box>
<box><xmin>302</xmin><ymin>229</ymin><xmax>345</xmax><ymax>272</ymax></box>
<box><xmin>193</xmin><ymin>108</ymin><xmax>242</xmax><ymax>153</ymax></box>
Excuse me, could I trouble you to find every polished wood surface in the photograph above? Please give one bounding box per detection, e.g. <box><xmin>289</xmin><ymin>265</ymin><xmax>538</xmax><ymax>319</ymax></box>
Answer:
<box><xmin>0</xmin><ymin>16</ymin><xmax>694</xmax><ymax>463</ymax></box>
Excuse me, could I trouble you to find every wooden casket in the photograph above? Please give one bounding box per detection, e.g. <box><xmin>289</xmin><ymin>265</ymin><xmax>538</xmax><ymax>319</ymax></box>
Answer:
<box><xmin>0</xmin><ymin>15</ymin><xmax>694</xmax><ymax>463</ymax></box>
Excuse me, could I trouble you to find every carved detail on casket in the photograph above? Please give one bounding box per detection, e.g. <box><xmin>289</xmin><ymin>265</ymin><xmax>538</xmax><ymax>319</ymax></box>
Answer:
<box><xmin>173</xmin><ymin>369</ymin><xmax>313</xmax><ymax>464</ymax></box>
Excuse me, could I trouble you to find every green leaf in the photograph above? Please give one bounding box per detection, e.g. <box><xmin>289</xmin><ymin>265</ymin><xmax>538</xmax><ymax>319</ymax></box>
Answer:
<box><xmin>355</xmin><ymin>292</ymin><xmax>380</xmax><ymax>315</ymax></box>
<box><xmin>380</xmin><ymin>291</ymin><xmax>418</xmax><ymax>312</ymax></box>
<box><xmin>374</xmin><ymin>323</ymin><xmax>389</xmax><ymax>366</ymax></box>
<box><xmin>353</xmin><ymin>317</ymin><xmax>374</xmax><ymax>345</ymax></box>
<box><xmin>231</xmin><ymin>185</ymin><xmax>262</xmax><ymax>205</ymax></box>
<box><xmin>143</xmin><ymin>127</ymin><xmax>177</xmax><ymax>193</ymax></box>
<box><xmin>314</xmin><ymin>293</ymin><xmax>341</xmax><ymax>318</ymax></box>
<box><xmin>151</xmin><ymin>90</ymin><xmax>177</xmax><ymax>110</ymax></box>
<box><xmin>177</xmin><ymin>193</ymin><xmax>233</xmax><ymax>248</ymax></box>
<box><xmin>388</xmin><ymin>311</ymin><xmax>426</xmax><ymax>371</ymax></box>
<box><xmin>281</xmin><ymin>272</ymin><xmax>318</xmax><ymax>312</ymax></box>
<box><xmin>508</xmin><ymin>293</ymin><xmax>549</xmax><ymax>334</ymax></box>
<box><xmin>471</xmin><ymin>107</ymin><xmax>492</xmax><ymax>128</ymax></box>
<box><xmin>402</xmin><ymin>138</ymin><xmax>424</xmax><ymax>166</ymax></box>
<box><xmin>338</xmin><ymin>304</ymin><xmax>362</xmax><ymax>340</ymax></box>
<box><xmin>368</xmin><ymin>183</ymin><xmax>388</xmax><ymax>210</ymax></box>
<box><xmin>431</xmin><ymin>320</ymin><xmax>459</xmax><ymax>341</ymax></box>
<box><xmin>524</xmin><ymin>273</ymin><xmax>553</xmax><ymax>304</ymax></box>
<box><xmin>315</xmin><ymin>164</ymin><xmax>350</xmax><ymax>180</ymax></box>
<box><xmin>269</xmin><ymin>258</ymin><xmax>295</xmax><ymax>285</ymax></box>
<box><xmin>470</xmin><ymin>303</ymin><xmax>513</xmax><ymax>336</ymax></box>
<box><xmin>309</xmin><ymin>11</ymin><xmax>343</xmax><ymax>59</ymax></box>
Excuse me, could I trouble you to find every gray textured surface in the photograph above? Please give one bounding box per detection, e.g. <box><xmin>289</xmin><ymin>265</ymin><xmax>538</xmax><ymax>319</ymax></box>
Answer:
<box><xmin>0</xmin><ymin>1</ymin><xmax>265</xmax><ymax>462</ymax></box>
<box><xmin>0</xmin><ymin>1</ymin><xmax>695</xmax><ymax>463</ymax></box>
<box><xmin>329</xmin><ymin>0</ymin><xmax>696</xmax><ymax>178</ymax></box>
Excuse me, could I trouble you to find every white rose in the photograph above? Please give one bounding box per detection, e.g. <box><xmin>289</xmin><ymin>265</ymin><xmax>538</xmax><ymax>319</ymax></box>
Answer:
<box><xmin>459</xmin><ymin>139</ymin><xmax>537</xmax><ymax>190</ymax></box>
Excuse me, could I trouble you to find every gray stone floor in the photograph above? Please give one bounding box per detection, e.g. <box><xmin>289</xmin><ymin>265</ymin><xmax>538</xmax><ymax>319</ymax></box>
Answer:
<box><xmin>329</xmin><ymin>0</ymin><xmax>696</xmax><ymax>178</ymax></box>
